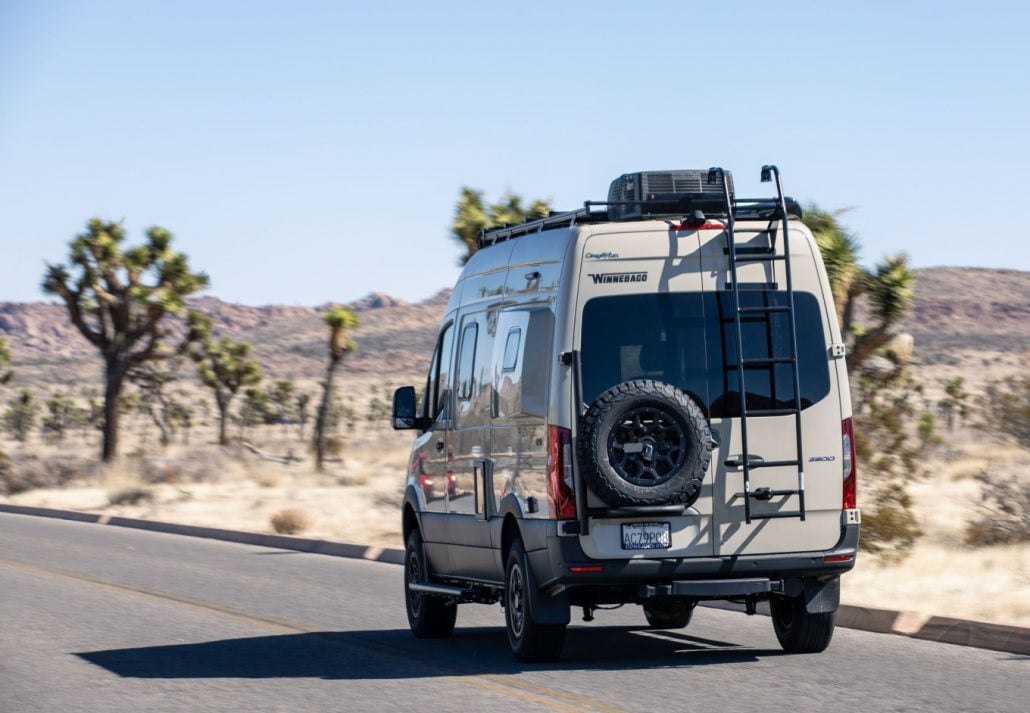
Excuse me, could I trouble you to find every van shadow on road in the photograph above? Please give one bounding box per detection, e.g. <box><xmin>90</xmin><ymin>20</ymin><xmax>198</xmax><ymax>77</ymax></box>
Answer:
<box><xmin>77</xmin><ymin>626</ymin><xmax>781</xmax><ymax>680</ymax></box>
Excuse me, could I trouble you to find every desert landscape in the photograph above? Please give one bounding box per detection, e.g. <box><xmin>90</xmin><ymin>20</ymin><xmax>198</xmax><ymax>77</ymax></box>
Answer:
<box><xmin>1</xmin><ymin>267</ymin><xmax>1028</xmax><ymax>627</ymax></box>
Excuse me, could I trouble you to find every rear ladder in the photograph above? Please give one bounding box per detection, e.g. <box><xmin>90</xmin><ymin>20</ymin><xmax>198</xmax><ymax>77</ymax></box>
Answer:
<box><xmin>711</xmin><ymin>165</ymin><xmax>806</xmax><ymax>524</ymax></box>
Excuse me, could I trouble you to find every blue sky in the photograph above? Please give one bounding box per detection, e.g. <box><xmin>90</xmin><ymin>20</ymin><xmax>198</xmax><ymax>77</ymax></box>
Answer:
<box><xmin>1</xmin><ymin>1</ymin><xmax>1028</xmax><ymax>305</ymax></box>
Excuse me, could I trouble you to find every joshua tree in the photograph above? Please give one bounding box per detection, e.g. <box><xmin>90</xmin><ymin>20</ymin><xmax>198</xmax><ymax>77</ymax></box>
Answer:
<box><xmin>451</xmin><ymin>188</ymin><xmax>551</xmax><ymax>263</ymax></box>
<box><xmin>0</xmin><ymin>337</ymin><xmax>13</xmax><ymax>386</ymax></box>
<box><xmin>296</xmin><ymin>392</ymin><xmax>312</xmax><ymax>440</ymax></box>
<box><xmin>269</xmin><ymin>379</ymin><xmax>295</xmax><ymax>428</ymax></box>
<box><xmin>313</xmin><ymin>305</ymin><xmax>359</xmax><ymax>471</ymax></box>
<box><xmin>184</xmin><ymin>312</ymin><xmax>261</xmax><ymax>445</ymax></box>
<box><xmin>42</xmin><ymin>219</ymin><xmax>208</xmax><ymax>460</ymax></box>
<box><xmin>804</xmin><ymin>206</ymin><xmax>915</xmax><ymax>372</ymax></box>
<box><xmin>41</xmin><ymin>391</ymin><xmax>76</xmax><ymax>443</ymax></box>
<box><xmin>128</xmin><ymin>360</ymin><xmax>184</xmax><ymax>447</ymax></box>
<box><xmin>3</xmin><ymin>389</ymin><xmax>39</xmax><ymax>443</ymax></box>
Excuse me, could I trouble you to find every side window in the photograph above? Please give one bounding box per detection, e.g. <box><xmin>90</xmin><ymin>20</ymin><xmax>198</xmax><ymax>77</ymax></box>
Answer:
<box><xmin>456</xmin><ymin>323</ymin><xmax>478</xmax><ymax>401</ymax></box>
<box><xmin>420</xmin><ymin>323</ymin><xmax>454</xmax><ymax>423</ymax></box>
<box><xmin>434</xmin><ymin>324</ymin><xmax>455</xmax><ymax>422</ymax></box>
<box><xmin>502</xmin><ymin>329</ymin><xmax>521</xmax><ymax>372</ymax></box>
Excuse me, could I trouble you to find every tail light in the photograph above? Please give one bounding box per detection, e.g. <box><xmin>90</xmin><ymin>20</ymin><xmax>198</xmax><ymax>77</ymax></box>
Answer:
<box><xmin>842</xmin><ymin>417</ymin><xmax>857</xmax><ymax>509</ymax></box>
<box><xmin>547</xmin><ymin>425</ymin><xmax>577</xmax><ymax>520</ymax></box>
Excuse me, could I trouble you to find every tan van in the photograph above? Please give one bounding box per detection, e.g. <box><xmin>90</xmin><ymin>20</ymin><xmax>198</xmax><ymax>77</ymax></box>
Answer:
<box><xmin>392</xmin><ymin>166</ymin><xmax>860</xmax><ymax>662</ymax></box>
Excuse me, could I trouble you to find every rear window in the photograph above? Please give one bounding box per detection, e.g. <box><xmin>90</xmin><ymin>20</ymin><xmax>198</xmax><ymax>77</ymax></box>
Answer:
<box><xmin>580</xmin><ymin>291</ymin><xmax>830</xmax><ymax>417</ymax></box>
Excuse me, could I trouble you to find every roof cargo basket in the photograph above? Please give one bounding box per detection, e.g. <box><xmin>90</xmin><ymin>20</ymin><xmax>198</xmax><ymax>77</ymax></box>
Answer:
<box><xmin>607</xmin><ymin>169</ymin><xmax>735</xmax><ymax>222</ymax></box>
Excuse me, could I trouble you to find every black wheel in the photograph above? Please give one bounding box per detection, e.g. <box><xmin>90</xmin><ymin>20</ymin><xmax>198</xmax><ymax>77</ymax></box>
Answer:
<box><xmin>770</xmin><ymin>596</ymin><xmax>836</xmax><ymax>653</ymax></box>
<box><xmin>504</xmin><ymin>540</ymin><xmax>565</xmax><ymax>662</ymax></box>
<box><xmin>404</xmin><ymin>530</ymin><xmax>457</xmax><ymax>639</ymax></box>
<box><xmin>642</xmin><ymin>599</ymin><xmax>696</xmax><ymax>629</ymax></box>
<box><xmin>578</xmin><ymin>380</ymin><xmax>711</xmax><ymax>508</ymax></box>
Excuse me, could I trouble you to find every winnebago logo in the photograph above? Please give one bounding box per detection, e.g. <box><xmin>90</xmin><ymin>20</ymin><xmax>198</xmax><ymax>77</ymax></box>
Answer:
<box><xmin>588</xmin><ymin>271</ymin><xmax>648</xmax><ymax>284</ymax></box>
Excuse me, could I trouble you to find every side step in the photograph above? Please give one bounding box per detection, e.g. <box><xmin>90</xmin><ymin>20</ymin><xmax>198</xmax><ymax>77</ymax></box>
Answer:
<box><xmin>407</xmin><ymin>582</ymin><xmax>468</xmax><ymax>599</ymax></box>
<box><xmin>408</xmin><ymin>582</ymin><xmax>502</xmax><ymax>605</ymax></box>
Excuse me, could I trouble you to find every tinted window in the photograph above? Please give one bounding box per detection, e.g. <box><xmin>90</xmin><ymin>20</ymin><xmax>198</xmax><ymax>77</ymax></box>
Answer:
<box><xmin>581</xmin><ymin>291</ymin><xmax>830</xmax><ymax>417</ymax></box>
<box><xmin>457</xmin><ymin>323</ymin><xmax>478</xmax><ymax>400</ymax></box>
<box><xmin>421</xmin><ymin>323</ymin><xmax>454</xmax><ymax>422</ymax></box>
<box><xmin>502</xmin><ymin>328</ymin><xmax>521</xmax><ymax>371</ymax></box>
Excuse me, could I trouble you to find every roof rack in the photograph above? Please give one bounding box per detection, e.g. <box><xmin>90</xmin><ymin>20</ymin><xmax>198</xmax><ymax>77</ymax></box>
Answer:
<box><xmin>478</xmin><ymin>207</ymin><xmax>610</xmax><ymax>248</ymax></box>
<box><xmin>476</xmin><ymin>170</ymin><xmax>803</xmax><ymax>250</ymax></box>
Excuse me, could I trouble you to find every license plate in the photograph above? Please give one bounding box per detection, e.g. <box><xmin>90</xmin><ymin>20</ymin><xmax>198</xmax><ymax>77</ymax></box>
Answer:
<box><xmin>621</xmin><ymin>522</ymin><xmax>671</xmax><ymax>550</ymax></box>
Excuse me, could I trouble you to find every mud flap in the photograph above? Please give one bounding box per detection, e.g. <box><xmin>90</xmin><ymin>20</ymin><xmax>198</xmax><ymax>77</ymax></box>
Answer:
<box><xmin>523</xmin><ymin>553</ymin><xmax>570</xmax><ymax>626</ymax></box>
<box><xmin>803</xmin><ymin>576</ymin><xmax>840</xmax><ymax>614</ymax></box>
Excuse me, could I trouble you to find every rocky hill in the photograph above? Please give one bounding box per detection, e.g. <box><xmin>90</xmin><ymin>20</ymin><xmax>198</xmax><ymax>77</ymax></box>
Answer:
<box><xmin>0</xmin><ymin>269</ymin><xmax>1027</xmax><ymax>393</ymax></box>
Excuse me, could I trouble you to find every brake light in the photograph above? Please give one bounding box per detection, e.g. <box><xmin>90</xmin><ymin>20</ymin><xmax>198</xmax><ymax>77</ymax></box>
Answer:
<box><xmin>547</xmin><ymin>425</ymin><xmax>577</xmax><ymax>520</ymax></box>
<box><xmin>842</xmin><ymin>417</ymin><xmax>857</xmax><ymax>509</ymax></box>
<box><xmin>670</xmin><ymin>221</ymin><xmax>725</xmax><ymax>231</ymax></box>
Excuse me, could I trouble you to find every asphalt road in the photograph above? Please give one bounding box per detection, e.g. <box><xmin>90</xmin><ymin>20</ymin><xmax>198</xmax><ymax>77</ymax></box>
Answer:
<box><xmin>1</xmin><ymin>513</ymin><xmax>1026</xmax><ymax>713</ymax></box>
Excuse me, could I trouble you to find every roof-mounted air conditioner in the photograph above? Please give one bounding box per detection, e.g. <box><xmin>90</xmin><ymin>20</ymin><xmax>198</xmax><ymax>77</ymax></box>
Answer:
<box><xmin>606</xmin><ymin>169</ymin><xmax>734</xmax><ymax>222</ymax></box>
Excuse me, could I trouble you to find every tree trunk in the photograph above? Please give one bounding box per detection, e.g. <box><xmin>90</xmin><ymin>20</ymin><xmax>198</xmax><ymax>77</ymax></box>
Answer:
<box><xmin>216</xmin><ymin>391</ymin><xmax>231</xmax><ymax>446</ymax></box>
<box><xmin>102</xmin><ymin>359</ymin><xmax>127</xmax><ymax>462</ymax></box>
<box><xmin>314</xmin><ymin>358</ymin><xmax>339</xmax><ymax>472</ymax></box>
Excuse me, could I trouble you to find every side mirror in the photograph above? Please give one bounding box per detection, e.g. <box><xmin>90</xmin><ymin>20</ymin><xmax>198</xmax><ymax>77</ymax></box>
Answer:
<box><xmin>392</xmin><ymin>386</ymin><xmax>427</xmax><ymax>430</ymax></box>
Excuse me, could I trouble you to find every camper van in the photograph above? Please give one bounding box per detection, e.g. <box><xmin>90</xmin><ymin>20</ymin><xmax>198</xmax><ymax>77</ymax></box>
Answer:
<box><xmin>392</xmin><ymin>166</ymin><xmax>859</xmax><ymax>662</ymax></box>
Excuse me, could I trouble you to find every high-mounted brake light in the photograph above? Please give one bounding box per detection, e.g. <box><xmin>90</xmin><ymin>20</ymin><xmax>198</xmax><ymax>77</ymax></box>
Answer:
<box><xmin>842</xmin><ymin>417</ymin><xmax>857</xmax><ymax>509</ymax></box>
<box><xmin>547</xmin><ymin>425</ymin><xmax>577</xmax><ymax>520</ymax></box>
<box><xmin>670</xmin><ymin>221</ymin><xmax>726</xmax><ymax>231</ymax></box>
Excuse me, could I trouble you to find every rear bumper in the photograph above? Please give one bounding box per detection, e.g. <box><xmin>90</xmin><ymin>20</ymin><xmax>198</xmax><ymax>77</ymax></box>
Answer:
<box><xmin>529</xmin><ymin>522</ymin><xmax>860</xmax><ymax>591</ymax></box>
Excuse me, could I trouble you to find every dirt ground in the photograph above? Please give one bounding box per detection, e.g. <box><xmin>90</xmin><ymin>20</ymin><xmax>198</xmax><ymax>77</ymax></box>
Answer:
<box><xmin>4</xmin><ymin>418</ymin><xmax>1028</xmax><ymax>629</ymax></box>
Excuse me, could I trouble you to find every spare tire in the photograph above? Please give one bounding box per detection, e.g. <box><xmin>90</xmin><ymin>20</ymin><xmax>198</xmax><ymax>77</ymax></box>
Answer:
<box><xmin>578</xmin><ymin>380</ymin><xmax>711</xmax><ymax>508</ymax></box>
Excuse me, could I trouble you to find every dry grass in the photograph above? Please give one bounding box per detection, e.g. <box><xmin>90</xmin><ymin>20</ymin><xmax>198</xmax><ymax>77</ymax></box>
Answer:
<box><xmin>269</xmin><ymin>507</ymin><xmax>312</xmax><ymax>535</ymax></box>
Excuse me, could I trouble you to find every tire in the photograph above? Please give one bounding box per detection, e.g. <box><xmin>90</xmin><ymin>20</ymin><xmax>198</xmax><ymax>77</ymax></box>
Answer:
<box><xmin>504</xmin><ymin>540</ymin><xmax>566</xmax><ymax>663</ymax></box>
<box><xmin>643</xmin><ymin>599</ymin><xmax>696</xmax><ymax>629</ymax></box>
<box><xmin>404</xmin><ymin>530</ymin><xmax>457</xmax><ymax>639</ymax></box>
<box><xmin>770</xmin><ymin>595</ymin><xmax>836</xmax><ymax>653</ymax></box>
<box><xmin>578</xmin><ymin>380</ymin><xmax>711</xmax><ymax>508</ymax></box>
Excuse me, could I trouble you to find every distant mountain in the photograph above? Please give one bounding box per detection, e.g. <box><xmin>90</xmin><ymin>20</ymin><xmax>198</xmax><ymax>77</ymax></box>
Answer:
<box><xmin>0</xmin><ymin>269</ymin><xmax>1026</xmax><ymax>390</ymax></box>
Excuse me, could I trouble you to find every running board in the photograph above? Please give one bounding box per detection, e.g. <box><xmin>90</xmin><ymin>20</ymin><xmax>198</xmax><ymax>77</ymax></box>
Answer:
<box><xmin>407</xmin><ymin>583</ymin><xmax>467</xmax><ymax>599</ymax></box>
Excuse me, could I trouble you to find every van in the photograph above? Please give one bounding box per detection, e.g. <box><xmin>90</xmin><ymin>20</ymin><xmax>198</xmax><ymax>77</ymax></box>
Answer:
<box><xmin>392</xmin><ymin>166</ymin><xmax>860</xmax><ymax>662</ymax></box>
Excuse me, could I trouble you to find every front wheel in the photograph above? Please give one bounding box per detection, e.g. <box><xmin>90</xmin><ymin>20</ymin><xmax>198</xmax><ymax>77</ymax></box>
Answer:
<box><xmin>770</xmin><ymin>596</ymin><xmax>836</xmax><ymax>653</ymax></box>
<box><xmin>404</xmin><ymin>530</ymin><xmax>457</xmax><ymax>639</ymax></box>
<box><xmin>504</xmin><ymin>540</ymin><xmax>565</xmax><ymax>662</ymax></box>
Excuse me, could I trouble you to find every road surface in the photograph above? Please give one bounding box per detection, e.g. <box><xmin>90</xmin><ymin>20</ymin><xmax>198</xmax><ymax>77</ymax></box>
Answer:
<box><xmin>1</xmin><ymin>513</ymin><xmax>1025</xmax><ymax>712</ymax></box>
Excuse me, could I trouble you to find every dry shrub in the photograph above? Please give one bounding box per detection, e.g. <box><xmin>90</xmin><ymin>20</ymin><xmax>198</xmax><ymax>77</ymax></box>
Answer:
<box><xmin>270</xmin><ymin>507</ymin><xmax>311</xmax><ymax>535</ymax></box>
<box><xmin>140</xmin><ymin>453</ymin><xmax>222</xmax><ymax>484</ymax></box>
<box><xmin>252</xmin><ymin>470</ymin><xmax>281</xmax><ymax>488</ymax></box>
<box><xmin>965</xmin><ymin>471</ymin><xmax>1030</xmax><ymax>546</ymax></box>
<box><xmin>108</xmin><ymin>486</ymin><xmax>154</xmax><ymax>506</ymax></box>
<box><xmin>336</xmin><ymin>472</ymin><xmax>370</xmax><ymax>487</ymax></box>
<box><xmin>325</xmin><ymin>436</ymin><xmax>344</xmax><ymax>457</ymax></box>
<box><xmin>0</xmin><ymin>453</ymin><xmax>91</xmax><ymax>495</ymax></box>
<box><xmin>0</xmin><ymin>450</ymin><xmax>11</xmax><ymax>492</ymax></box>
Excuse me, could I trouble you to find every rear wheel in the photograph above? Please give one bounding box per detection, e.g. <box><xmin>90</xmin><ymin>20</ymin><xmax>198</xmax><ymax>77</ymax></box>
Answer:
<box><xmin>504</xmin><ymin>540</ymin><xmax>565</xmax><ymax>662</ymax></box>
<box><xmin>642</xmin><ymin>599</ymin><xmax>696</xmax><ymax>629</ymax></box>
<box><xmin>404</xmin><ymin>530</ymin><xmax>457</xmax><ymax>638</ymax></box>
<box><xmin>770</xmin><ymin>596</ymin><xmax>836</xmax><ymax>653</ymax></box>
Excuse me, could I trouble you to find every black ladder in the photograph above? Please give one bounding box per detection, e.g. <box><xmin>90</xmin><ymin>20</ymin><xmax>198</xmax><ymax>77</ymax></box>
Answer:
<box><xmin>710</xmin><ymin>165</ymin><xmax>806</xmax><ymax>524</ymax></box>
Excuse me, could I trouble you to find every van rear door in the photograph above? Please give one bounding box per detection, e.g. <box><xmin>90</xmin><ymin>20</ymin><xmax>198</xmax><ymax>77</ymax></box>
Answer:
<box><xmin>696</xmin><ymin>222</ymin><xmax>845</xmax><ymax>556</ymax></box>
<box><xmin>575</xmin><ymin>225</ymin><xmax>714</xmax><ymax>559</ymax></box>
